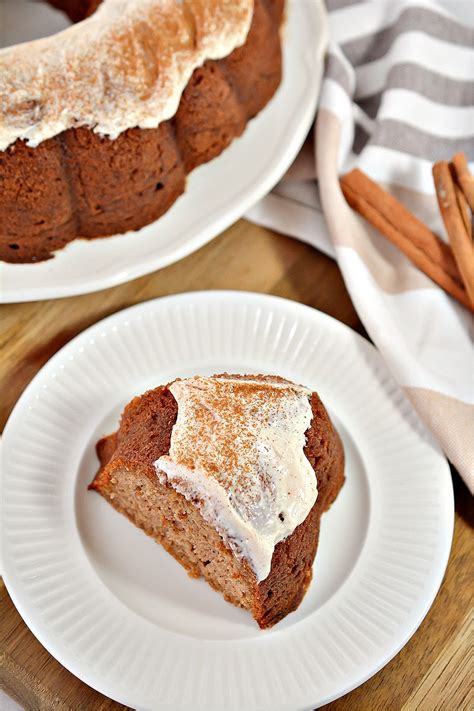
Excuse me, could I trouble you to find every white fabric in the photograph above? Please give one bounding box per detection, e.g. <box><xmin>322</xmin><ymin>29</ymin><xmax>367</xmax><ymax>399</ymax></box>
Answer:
<box><xmin>247</xmin><ymin>0</ymin><xmax>474</xmax><ymax>491</ymax></box>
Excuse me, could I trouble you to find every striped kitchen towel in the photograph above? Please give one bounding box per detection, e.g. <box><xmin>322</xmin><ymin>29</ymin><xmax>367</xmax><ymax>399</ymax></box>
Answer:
<box><xmin>247</xmin><ymin>0</ymin><xmax>474</xmax><ymax>492</ymax></box>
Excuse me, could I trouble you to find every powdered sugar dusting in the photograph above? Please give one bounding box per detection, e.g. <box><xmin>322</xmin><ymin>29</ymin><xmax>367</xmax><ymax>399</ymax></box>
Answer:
<box><xmin>0</xmin><ymin>0</ymin><xmax>253</xmax><ymax>151</ymax></box>
<box><xmin>156</xmin><ymin>375</ymin><xmax>317</xmax><ymax>582</ymax></box>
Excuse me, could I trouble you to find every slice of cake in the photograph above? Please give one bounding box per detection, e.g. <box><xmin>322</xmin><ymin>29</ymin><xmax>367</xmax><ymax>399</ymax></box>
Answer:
<box><xmin>89</xmin><ymin>374</ymin><xmax>345</xmax><ymax>628</ymax></box>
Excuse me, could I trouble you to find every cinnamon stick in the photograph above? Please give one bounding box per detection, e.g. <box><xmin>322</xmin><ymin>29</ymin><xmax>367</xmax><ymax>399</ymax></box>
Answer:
<box><xmin>451</xmin><ymin>152</ymin><xmax>474</xmax><ymax>212</ymax></box>
<box><xmin>340</xmin><ymin>169</ymin><xmax>472</xmax><ymax>312</ymax></box>
<box><xmin>433</xmin><ymin>160</ymin><xmax>474</xmax><ymax>305</ymax></box>
<box><xmin>453</xmin><ymin>180</ymin><xmax>471</xmax><ymax>236</ymax></box>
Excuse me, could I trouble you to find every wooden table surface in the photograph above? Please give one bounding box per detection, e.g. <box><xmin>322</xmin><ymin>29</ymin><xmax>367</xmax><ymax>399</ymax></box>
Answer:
<box><xmin>1</xmin><ymin>219</ymin><xmax>472</xmax><ymax>711</ymax></box>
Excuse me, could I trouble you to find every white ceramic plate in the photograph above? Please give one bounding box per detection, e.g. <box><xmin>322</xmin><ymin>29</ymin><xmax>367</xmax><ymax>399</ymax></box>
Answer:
<box><xmin>2</xmin><ymin>291</ymin><xmax>453</xmax><ymax>710</ymax></box>
<box><xmin>0</xmin><ymin>0</ymin><xmax>326</xmax><ymax>303</ymax></box>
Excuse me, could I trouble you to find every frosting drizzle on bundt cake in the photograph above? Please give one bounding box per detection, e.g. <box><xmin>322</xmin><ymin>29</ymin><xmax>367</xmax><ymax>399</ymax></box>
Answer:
<box><xmin>0</xmin><ymin>0</ymin><xmax>253</xmax><ymax>151</ymax></box>
<box><xmin>156</xmin><ymin>375</ymin><xmax>318</xmax><ymax>581</ymax></box>
<box><xmin>1</xmin><ymin>0</ymin><xmax>284</xmax><ymax>263</ymax></box>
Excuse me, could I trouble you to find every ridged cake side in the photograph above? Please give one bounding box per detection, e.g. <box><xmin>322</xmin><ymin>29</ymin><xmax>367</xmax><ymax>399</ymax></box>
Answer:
<box><xmin>0</xmin><ymin>0</ymin><xmax>284</xmax><ymax>263</ymax></box>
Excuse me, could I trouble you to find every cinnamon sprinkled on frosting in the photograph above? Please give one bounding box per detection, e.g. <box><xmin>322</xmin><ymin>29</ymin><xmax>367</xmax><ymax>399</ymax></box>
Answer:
<box><xmin>156</xmin><ymin>375</ymin><xmax>317</xmax><ymax>581</ymax></box>
<box><xmin>0</xmin><ymin>0</ymin><xmax>253</xmax><ymax>151</ymax></box>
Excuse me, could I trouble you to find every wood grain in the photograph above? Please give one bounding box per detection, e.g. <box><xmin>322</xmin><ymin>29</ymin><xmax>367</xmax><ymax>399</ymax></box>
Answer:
<box><xmin>0</xmin><ymin>219</ymin><xmax>471</xmax><ymax>710</ymax></box>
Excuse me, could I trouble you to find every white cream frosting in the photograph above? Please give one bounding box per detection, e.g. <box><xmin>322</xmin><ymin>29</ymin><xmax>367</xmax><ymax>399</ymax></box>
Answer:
<box><xmin>0</xmin><ymin>0</ymin><xmax>253</xmax><ymax>151</ymax></box>
<box><xmin>155</xmin><ymin>375</ymin><xmax>317</xmax><ymax>582</ymax></box>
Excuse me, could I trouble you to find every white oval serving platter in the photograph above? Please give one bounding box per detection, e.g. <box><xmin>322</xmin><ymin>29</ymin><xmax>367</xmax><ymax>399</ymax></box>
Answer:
<box><xmin>0</xmin><ymin>0</ymin><xmax>327</xmax><ymax>302</ymax></box>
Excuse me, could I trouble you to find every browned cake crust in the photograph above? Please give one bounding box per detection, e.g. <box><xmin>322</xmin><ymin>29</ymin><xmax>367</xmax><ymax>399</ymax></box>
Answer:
<box><xmin>0</xmin><ymin>0</ymin><xmax>283</xmax><ymax>263</ymax></box>
<box><xmin>89</xmin><ymin>375</ymin><xmax>345</xmax><ymax>628</ymax></box>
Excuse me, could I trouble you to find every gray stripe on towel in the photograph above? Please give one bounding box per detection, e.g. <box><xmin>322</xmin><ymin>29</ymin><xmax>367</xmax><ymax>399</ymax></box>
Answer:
<box><xmin>357</xmin><ymin>64</ymin><xmax>474</xmax><ymax>119</ymax></box>
<box><xmin>326</xmin><ymin>0</ymin><xmax>363</xmax><ymax>11</ymax></box>
<box><xmin>368</xmin><ymin>120</ymin><xmax>474</xmax><ymax>161</ymax></box>
<box><xmin>354</xmin><ymin>123</ymin><xmax>371</xmax><ymax>155</ymax></box>
<box><xmin>343</xmin><ymin>6</ymin><xmax>474</xmax><ymax>66</ymax></box>
<box><xmin>325</xmin><ymin>53</ymin><xmax>353</xmax><ymax>95</ymax></box>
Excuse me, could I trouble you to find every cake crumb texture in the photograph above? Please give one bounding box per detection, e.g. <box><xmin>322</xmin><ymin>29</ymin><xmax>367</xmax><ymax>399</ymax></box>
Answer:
<box><xmin>90</xmin><ymin>375</ymin><xmax>345</xmax><ymax>628</ymax></box>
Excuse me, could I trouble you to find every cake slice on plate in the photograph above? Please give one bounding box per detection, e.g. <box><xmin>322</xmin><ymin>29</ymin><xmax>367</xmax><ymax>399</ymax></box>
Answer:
<box><xmin>89</xmin><ymin>374</ymin><xmax>344</xmax><ymax>628</ymax></box>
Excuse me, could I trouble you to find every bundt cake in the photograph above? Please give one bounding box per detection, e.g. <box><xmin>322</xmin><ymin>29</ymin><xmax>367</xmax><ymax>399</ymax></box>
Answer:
<box><xmin>0</xmin><ymin>0</ymin><xmax>284</xmax><ymax>263</ymax></box>
<box><xmin>89</xmin><ymin>374</ymin><xmax>345</xmax><ymax>628</ymax></box>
